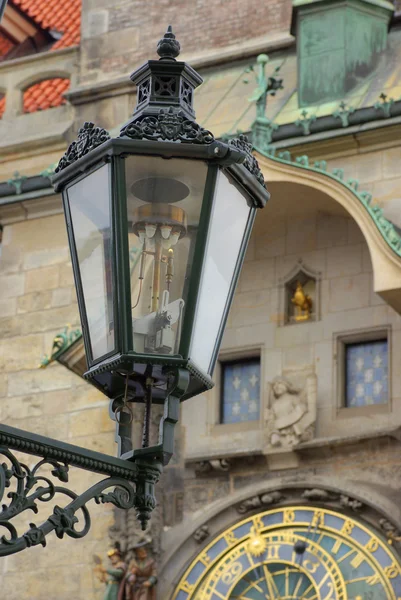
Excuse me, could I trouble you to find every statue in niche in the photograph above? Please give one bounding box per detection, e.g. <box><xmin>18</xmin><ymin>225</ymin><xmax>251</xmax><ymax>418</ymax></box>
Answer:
<box><xmin>94</xmin><ymin>540</ymin><xmax>157</xmax><ymax>600</ymax></box>
<box><xmin>291</xmin><ymin>280</ymin><xmax>313</xmax><ymax>321</ymax></box>
<box><xmin>264</xmin><ymin>373</ymin><xmax>317</xmax><ymax>450</ymax></box>
<box><xmin>94</xmin><ymin>543</ymin><xmax>127</xmax><ymax>600</ymax></box>
<box><xmin>122</xmin><ymin>541</ymin><xmax>157</xmax><ymax>600</ymax></box>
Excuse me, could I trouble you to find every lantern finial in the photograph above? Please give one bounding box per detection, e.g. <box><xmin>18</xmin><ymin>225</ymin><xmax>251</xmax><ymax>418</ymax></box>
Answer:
<box><xmin>157</xmin><ymin>25</ymin><xmax>181</xmax><ymax>60</ymax></box>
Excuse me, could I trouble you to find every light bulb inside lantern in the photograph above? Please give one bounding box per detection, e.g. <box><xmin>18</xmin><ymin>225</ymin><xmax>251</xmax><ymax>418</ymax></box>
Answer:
<box><xmin>160</xmin><ymin>225</ymin><xmax>172</xmax><ymax>239</ymax></box>
<box><xmin>145</xmin><ymin>224</ymin><xmax>157</xmax><ymax>238</ymax></box>
<box><xmin>170</xmin><ymin>231</ymin><xmax>180</xmax><ymax>246</ymax></box>
<box><xmin>161</xmin><ymin>238</ymin><xmax>172</xmax><ymax>250</ymax></box>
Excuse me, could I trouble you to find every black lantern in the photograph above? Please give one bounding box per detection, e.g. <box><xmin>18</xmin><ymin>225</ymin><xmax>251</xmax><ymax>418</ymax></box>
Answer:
<box><xmin>53</xmin><ymin>27</ymin><xmax>269</xmax><ymax>467</ymax></box>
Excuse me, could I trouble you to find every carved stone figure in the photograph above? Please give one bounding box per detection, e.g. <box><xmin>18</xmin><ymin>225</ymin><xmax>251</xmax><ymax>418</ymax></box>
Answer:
<box><xmin>94</xmin><ymin>545</ymin><xmax>127</xmax><ymax>600</ymax></box>
<box><xmin>194</xmin><ymin>525</ymin><xmax>210</xmax><ymax>543</ymax></box>
<box><xmin>121</xmin><ymin>542</ymin><xmax>157</xmax><ymax>600</ymax></box>
<box><xmin>264</xmin><ymin>374</ymin><xmax>317</xmax><ymax>450</ymax></box>
<box><xmin>237</xmin><ymin>491</ymin><xmax>283</xmax><ymax>514</ymax></box>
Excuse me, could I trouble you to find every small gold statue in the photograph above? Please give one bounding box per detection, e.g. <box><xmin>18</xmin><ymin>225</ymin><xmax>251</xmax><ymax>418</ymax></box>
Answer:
<box><xmin>291</xmin><ymin>281</ymin><xmax>312</xmax><ymax>321</ymax></box>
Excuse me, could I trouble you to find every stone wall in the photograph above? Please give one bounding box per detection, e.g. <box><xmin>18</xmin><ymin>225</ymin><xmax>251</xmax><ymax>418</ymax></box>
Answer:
<box><xmin>179</xmin><ymin>205</ymin><xmax>401</xmax><ymax>469</ymax></box>
<box><xmin>80</xmin><ymin>0</ymin><xmax>292</xmax><ymax>84</ymax></box>
<box><xmin>0</xmin><ymin>213</ymin><xmax>117</xmax><ymax>600</ymax></box>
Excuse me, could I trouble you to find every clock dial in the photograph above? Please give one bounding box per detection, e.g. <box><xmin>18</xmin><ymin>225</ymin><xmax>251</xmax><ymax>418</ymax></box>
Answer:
<box><xmin>174</xmin><ymin>507</ymin><xmax>401</xmax><ymax>600</ymax></box>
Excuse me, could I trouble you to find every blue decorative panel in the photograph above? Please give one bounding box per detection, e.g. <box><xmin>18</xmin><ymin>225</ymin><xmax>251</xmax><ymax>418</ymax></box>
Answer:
<box><xmin>221</xmin><ymin>359</ymin><xmax>260</xmax><ymax>423</ymax></box>
<box><xmin>345</xmin><ymin>340</ymin><xmax>388</xmax><ymax>407</ymax></box>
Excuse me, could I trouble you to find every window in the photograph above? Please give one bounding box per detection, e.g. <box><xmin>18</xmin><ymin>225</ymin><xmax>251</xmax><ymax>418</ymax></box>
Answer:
<box><xmin>345</xmin><ymin>339</ymin><xmax>388</xmax><ymax>407</ymax></box>
<box><xmin>220</xmin><ymin>358</ymin><xmax>260</xmax><ymax>424</ymax></box>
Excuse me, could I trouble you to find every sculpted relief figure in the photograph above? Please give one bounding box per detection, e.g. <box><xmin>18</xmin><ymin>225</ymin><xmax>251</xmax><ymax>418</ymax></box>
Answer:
<box><xmin>123</xmin><ymin>542</ymin><xmax>157</xmax><ymax>600</ymax></box>
<box><xmin>94</xmin><ymin>545</ymin><xmax>127</xmax><ymax>600</ymax></box>
<box><xmin>264</xmin><ymin>373</ymin><xmax>317</xmax><ymax>450</ymax></box>
<box><xmin>94</xmin><ymin>541</ymin><xmax>157</xmax><ymax>600</ymax></box>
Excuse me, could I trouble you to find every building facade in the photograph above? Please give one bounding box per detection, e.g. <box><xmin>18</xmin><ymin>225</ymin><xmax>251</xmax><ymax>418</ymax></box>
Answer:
<box><xmin>2</xmin><ymin>1</ymin><xmax>401</xmax><ymax>599</ymax></box>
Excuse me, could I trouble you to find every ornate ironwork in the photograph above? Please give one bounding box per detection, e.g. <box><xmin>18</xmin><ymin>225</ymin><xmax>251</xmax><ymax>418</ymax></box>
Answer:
<box><xmin>246</xmin><ymin>53</ymin><xmax>283</xmax><ymax>121</ymax></box>
<box><xmin>120</xmin><ymin>107</ymin><xmax>214</xmax><ymax>144</ymax></box>
<box><xmin>332</xmin><ymin>101</ymin><xmax>355</xmax><ymax>127</ymax></box>
<box><xmin>374</xmin><ymin>92</ymin><xmax>395</xmax><ymax>118</ymax></box>
<box><xmin>295</xmin><ymin>109</ymin><xmax>317</xmax><ymax>135</ymax></box>
<box><xmin>157</xmin><ymin>24</ymin><xmax>181</xmax><ymax>59</ymax></box>
<box><xmin>7</xmin><ymin>171</ymin><xmax>27</xmax><ymax>195</ymax></box>
<box><xmin>0</xmin><ymin>447</ymin><xmax>139</xmax><ymax>556</ymax></box>
<box><xmin>228</xmin><ymin>134</ymin><xmax>266</xmax><ymax>187</ymax></box>
<box><xmin>55</xmin><ymin>122</ymin><xmax>111</xmax><ymax>172</ymax></box>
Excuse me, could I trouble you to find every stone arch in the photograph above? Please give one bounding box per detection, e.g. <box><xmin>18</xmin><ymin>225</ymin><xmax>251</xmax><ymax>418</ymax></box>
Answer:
<box><xmin>159</xmin><ymin>476</ymin><xmax>401</xmax><ymax>596</ymax></box>
<box><xmin>16</xmin><ymin>69</ymin><xmax>73</xmax><ymax>92</ymax></box>
<box><xmin>256</xmin><ymin>151</ymin><xmax>401</xmax><ymax>313</ymax></box>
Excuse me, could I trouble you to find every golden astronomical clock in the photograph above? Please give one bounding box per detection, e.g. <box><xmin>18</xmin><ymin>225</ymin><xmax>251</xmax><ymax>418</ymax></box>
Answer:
<box><xmin>173</xmin><ymin>506</ymin><xmax>401</xmax><ymax>600</ymax></box>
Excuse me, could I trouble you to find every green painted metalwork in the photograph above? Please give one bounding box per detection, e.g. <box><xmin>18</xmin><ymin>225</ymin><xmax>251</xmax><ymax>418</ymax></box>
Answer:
<box><xmin>261</xmin><ymin>145</ymin><xmax>401</xmax><ymax>257</ymax></box>
<box><xmin>332</xmin><ymin>101</ymin><xmax>356</xmax><ymax>127</ymax></box>
<box><xmin>293</xmin><ymin>0</ymin><xmax>394</xmax><ymax>106</ymax></box>
<box><xmin>245</xmin><ymin>54</ymin><xmax>283</xmax><ymax>151</ymax></box>
<box><xmin>374</xmin><ymin>92</ymin><xmax>395</xmax><ymax>118</ymax></box>
<box><xmin>7</xmin><ymin>171</ymin><xmax>27</xmax><ymax>195</ymax></box>
<box><xmin>39</xmin><ymin>163</ymin><xmax>57</xmax><ymax>179</ymax></box>
<box><xmin>295</xmin><ymin>109</ymin><xmax>317</xmax><ymax>135</ymax></box>
<box><xmin>39</xmin><ymin>325</ymin><xmax>82</xmax><ymax>368</ymax></box>
<box><xmin>246</xmin><ymin>54</ymin><xmax>283</xmax><ymax>121</ymax></box>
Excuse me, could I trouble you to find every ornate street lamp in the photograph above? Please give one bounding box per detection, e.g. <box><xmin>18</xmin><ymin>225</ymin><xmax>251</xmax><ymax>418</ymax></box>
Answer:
<box><xmin>0</xmin><ymin>27</ymin><xmax>268</xmax><ymax>555</ymax></box>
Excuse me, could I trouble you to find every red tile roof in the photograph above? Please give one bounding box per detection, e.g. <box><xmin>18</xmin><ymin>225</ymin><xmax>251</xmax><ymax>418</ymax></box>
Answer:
<box><xmin>0</xmin><ymin>32</ymin><xmax>15</xmax><ymax>57</ymax></box>
<box><xmin>0</xmin><ymin>95</ymin><xmax>5</xmax><ymax>119</ymax></box>
<box><xmin>23</xmin><ymin>78</ymin><xmax>70</xmax><ymax>113</ymax></box>
<box><xmin>12</xmin><ymin>0</ymin><xmax>81</xmax><ymax>50</ymax></box>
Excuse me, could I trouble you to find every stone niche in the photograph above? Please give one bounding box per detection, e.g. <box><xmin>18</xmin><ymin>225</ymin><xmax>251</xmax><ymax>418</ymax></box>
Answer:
<box><xmin>279</xmin><ymin>259</ymin><xmax>321</xmax><ymax>326</ymax></box>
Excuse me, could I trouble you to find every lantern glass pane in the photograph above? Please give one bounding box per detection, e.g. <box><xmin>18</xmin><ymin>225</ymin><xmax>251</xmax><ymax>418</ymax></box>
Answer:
<box><xmin>67</xmin><ymin>164</ymin><xmax>115</xmax><ymax>361</ymax></box>
<box><xmin>125</xmin><ymin>155</ymin><xmax>208</xmax><ymax>356</ymax></box>
<box><xmin>190</xmin><ymin>170</ymin><xmax>252</xmax><ymax>374</ymax></box>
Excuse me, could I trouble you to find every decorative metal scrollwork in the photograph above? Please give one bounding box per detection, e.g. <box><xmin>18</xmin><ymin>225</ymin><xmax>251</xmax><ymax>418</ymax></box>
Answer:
<box><xmin>55</xmin><ymin>122</ymin><xmax>111</xmax><ymax>172</ymax></box>
<box><xmin>120</xmin><ymin>107</ymin><xmax>214</xmax><ymax>144</ymax></box>
<box><xmin>0</xmin><ymin>447</ymin><xmax>156</xmax><ymax>556</ymax></box>
<box><xmin>228</xmin><ymin>134</ymin><xmax>266</xmax><ymax>188</ymax></box>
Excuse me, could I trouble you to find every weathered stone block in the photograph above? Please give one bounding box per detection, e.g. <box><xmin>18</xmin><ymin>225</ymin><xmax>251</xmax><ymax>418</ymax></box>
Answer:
<box><xmin>316</xmin><ymin>213</ymin><xmax>348</xmax><ymax>249</ymax></box>
<box><xmin>69</xmin><ymin>385</ymin><xmax>107</xmax><ymax>412</ymax></box>
<box><xmin>0</xmin><ymin>315</ymin><xmax>21</xmax><ymax>338</ymax></box>
<box><xmin>23</xmin><ymin>247</ymin><xmax>69</xmax><ymax>270</ymax></box>
<box><xmin>230</xmin><ymin>289</ymin><xmax>270</xmax><ymax>327</ymax></box>
<box><xmin>0</xmin><ymin>297</ymin><xmax>17</xmax><ymax>317</ymax></box>
<box><xmin>0</xmin><ymin>245</ymin><xmax>22</xmax><ymax>273</ymax></box>
<box><xmin>326</xmin><ymin>244</ymin><xmax>362</xmax><ymax>278</ymax></box>
<box><xmin>283</xmin><ymin>344</ymin><xmax>314</xmax><ymax>369</ymax></box>
<box><xmin>0</xmin><ymin>333</ymin><xmax>43</xmax><ymax>372</ymax></box>
<box><xmin>0</xmin><ymin>273</ymin><xmax>25</xmax><ymax>298</ymax></box>
<box><xmin>238</xmin><ymin>259</ymin><xmax>275</xmax><ymax>292</ymax></box>
<box><xmin>51</xmin><ymin>287</ymin><xmax>73</xmax><ymax>307</ymax></box>
<box><xmin>7</xmin><ymin>365</ymin><xmax>72</xmax><ymax>396</ymax></box>
<box><xmin>59</xmin><ymin>262</ymin><xmax>75</xmax><ymax>287</ymax></box>
<box><xmin>25</xmin><ymin>265</ymin><xmax>59</xmax><ymax>292</ymax></box>
<box><xmin>286</xmin><ymin>216</ymin><xmax>317</xmax><ymax>255</ymax></box>
<box><xmin>19</xmin><ymin>305</ymin><xmax>79</xmax><ymax>335</ymax></box>
<box><xmin>382</xmin><ymin>147</ymin><xmax>401</xmax><ymax>180</ymax></box>
<box><xmin>41</xmin><ymin>389</ymin><xmax>71</xmax><ymax>414</ymax></box>
<box><xmin>2</xmin><ymin>393</ymin><xmax>43</xmax><ymax>420</ymax></box>
<box><xmin>328</xmin><ymin>274</ymin><xmax>371</xmax><ymax>312</ymax></box>
<box><xmin>69</xmin><ymin>406</ymin><xmax>115</xmax><ymax>438</ymax></box>
<box><xmin>17</xmin><ymin>291</ymin><xmax>52</xmax><ymax>313</ymax></box>
<box><xmin>67</xmin><ymin>432</ymin><xmax>116</xmax><ymax>455</ymax></box>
